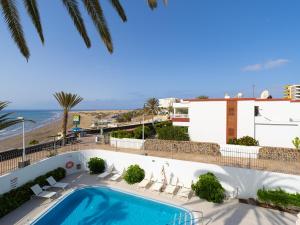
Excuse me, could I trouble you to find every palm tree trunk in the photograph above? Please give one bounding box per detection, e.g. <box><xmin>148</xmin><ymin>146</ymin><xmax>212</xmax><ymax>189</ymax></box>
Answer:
<box><xmin>62</xmin><ymin>109</ymin><xmax>68</xmax><ymax>145</ymax></box>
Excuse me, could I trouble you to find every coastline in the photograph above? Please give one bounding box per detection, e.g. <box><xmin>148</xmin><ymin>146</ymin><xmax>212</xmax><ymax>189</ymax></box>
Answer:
<box><xmin>0</xmin><ymin>110</ymin><xmax>127</xmax><ymax>152</ymax></box>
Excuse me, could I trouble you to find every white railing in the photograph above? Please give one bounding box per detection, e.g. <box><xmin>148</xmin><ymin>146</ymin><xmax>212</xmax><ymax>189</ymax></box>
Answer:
<box><xmin>220</xmin><ymin>144</ymin><xmax>260</xmax><ymax>159</ymax></box>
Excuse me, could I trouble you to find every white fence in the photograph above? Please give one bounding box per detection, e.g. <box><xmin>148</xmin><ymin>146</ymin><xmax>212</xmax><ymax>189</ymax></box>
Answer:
<box><xmin>1</xmin><ymin>149</ymin><xmax>300</xmax><ymax>198</ymax></box>
<box><xmin>220</xmin><ymin>144</ymin><xmax>260</xmax><ymax>159</ymax></box>
<box><xmin>110</xmin><ymin>137</ymin><xmax>144</xmax><ymax>149</ymax></box>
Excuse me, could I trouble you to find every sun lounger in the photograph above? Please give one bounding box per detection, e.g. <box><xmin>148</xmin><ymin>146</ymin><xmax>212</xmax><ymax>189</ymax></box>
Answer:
<box><xmin>165</xmin><ymin>177</ymin><xmax>178</xmax><ymax>195</ymax></box>
<box><xmin>177</xmin><ymin>180</ymin><xmax>193</xmax><ymax>199</ymax></box>
<box><xmin>46</xmin><ymin>176</ymin><xmax>69</xmax><ymax>190</ymax></box>
<box><xmin>151</xmin><ymin>175</ymin><xmax>166</xmax><ymax>192</ymax></box>
<box><xmin>110</xmin><ymin>168</ymin><xmax>125</xmax><ymax>181</ymax></box>
<box><xmin>97</xmin><ymin>164</ymin><xmax>114</xmax><ymax>179</ymax></box>
<box><xmin>138</xmin><ymin>172</ymin><xmax>153</xmax><ymax>188</ymax></box>
<box><xmin>31</xmin><ymin>184</ymin><xmax>57</xmax><ymax>199</ymax></box>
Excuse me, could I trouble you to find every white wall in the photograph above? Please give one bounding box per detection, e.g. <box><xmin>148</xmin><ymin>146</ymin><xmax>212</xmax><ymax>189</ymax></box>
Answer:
<box><xmin>80</xmin><ymin>150</ymin><xmax>300</xmax><ymax>198</ymax></box>
<box><xmin>188</xmin><ymin>101</ymin><xmax>227</xmax><ymax>144</ymax></box>
<box><xmin>0</xmin><ymin>152</ymin><xmax>82</xmax><ymax>194</ymax></box>
<box><xmin>1</xmin><ymin>150</ymin><xmax>300</xmax><ymax>198</ymax></box>
<box><xmin>237</xmin><ymin>101</ymin><xmax>255</xmax><ymax>138</ymax></box>
<box><xmin>110</xmin><ymin>137</ymin><xmax>145</xmax><ymax>149</ymax></box>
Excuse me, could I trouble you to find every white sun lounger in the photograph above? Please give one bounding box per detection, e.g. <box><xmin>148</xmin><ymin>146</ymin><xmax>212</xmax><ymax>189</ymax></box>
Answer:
<box><xmin>138</xmin><ymin>172</ymin><xmax>153</xmax><ymax>188</ymax></box>
<box><xmin>165</xmin><ymin>177</ymin><xmax>179</xmax><ymax>195</ymax></box>
<box><xmin>97</xmin><ymin>164</ymin><xmax>114</xmax><ymax>179</ymax></box>
<box><xmin>151</xmin><ymin>176</ymin><xmax>166</xmax><ymax>192</ymax></box>
<box><xmin>46</xmin><ymin>176</ymin><xmax>69</xmax><ymax>190</ymax></box>
<box><xmin>31</xmin><ymin>184</ymin><xmax>57</xmax><ymax>199</ymax></box>
<box><xmin>110</xmin><ymin>168</ymin><xmax>125</xmax><ymax>181</ymax></box>
<box><xmin>177</xmin><ymin>181</ymin><xmax>193</xmax><ymax>199</ymax></box>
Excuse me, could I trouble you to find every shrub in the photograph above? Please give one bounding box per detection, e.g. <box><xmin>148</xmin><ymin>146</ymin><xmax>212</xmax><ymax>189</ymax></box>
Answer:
<box><xmin>133</xmin><ymin>126</ymin><xmax>151</xmax><ymax>139</ymax></box>
<box><xmin>123</xmin><ymin>165</ymin><xmax>145</xmax><ymax>184</ymax></box>
<box><xmin>292</xmin><ymin>137</ymin><xmax>300</xmax><ymax>150</ymax></box>
<box><xmin>157</xmin><ymin>126</ymin><xmax>189</xmax><ymax>141</ymax></box>
<box><xmin>154</xmin><ymin>120</ymin><xmax>172</xmax><ymax>130</ymax></box>
<box><xmin>228</xmin><ymin>136</ymin><xmax>259</xmax><ymax>146</ymax></box>
<box><xmin>192</xmin><ymin>172</ymin><xmax>225</xmax><ymax>203</ymax></box>
<box><xmin>88</xmin><ymin>157</ymin><xmax>105</xmax><ymax>174</ymax></box>
<box><xmin>111</xmin><ymin>130</ymin><xmax>134</xmax><ymax>139</ymax></box>
<box><xmin>257</xmin><ymin>188</ymin><xmax>300</xmax><ymax>208</ymax></box>
<box><xmin>29</xmin><ymin>140</ymin><xmax>39</xmax><ymax>145</ymax></box>
<box><xmin>0</xmin><ymin>167</ymin><xmax>66</xmax><ymax>218</ymax></box>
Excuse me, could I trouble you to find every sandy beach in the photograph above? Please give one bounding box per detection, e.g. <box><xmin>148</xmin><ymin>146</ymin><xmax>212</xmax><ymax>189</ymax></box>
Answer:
<box><xmin>0</xmin><ymin>110</ymin><xmax>128</xmax><ymax>152</ymax></box>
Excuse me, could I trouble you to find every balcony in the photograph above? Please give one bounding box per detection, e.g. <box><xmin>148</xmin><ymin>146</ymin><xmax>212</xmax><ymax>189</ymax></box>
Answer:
<box><xmin>171</xmin><ymin>114</ymin><xmax>190</xmax><ymax>122</ymax></box>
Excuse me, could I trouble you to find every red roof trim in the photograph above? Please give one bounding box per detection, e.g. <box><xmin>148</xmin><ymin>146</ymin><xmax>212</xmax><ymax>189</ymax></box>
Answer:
<box><xmin>183</xmin><ymin>98</ymin><xmax>300</xmax><ymax>103</ymax></box>
<box><xmin>171</xmin><ymin>118</ymin><xmax>190</xmax><ymax>122</ymax></box>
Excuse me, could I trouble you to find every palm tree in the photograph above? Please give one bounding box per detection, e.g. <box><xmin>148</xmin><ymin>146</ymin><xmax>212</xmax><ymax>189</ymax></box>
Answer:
<box><xmin>53</xmin><ymin>92</ymin><xmax>83</xmax><ymax>142</ymax></box>
<box><xmin>0</xmin><ymin>0</ymin><xmax>167</xmax><ymax>60</ymax></box>
<box><xmin>0</xmin><ymin>101</ymin><xmax>24</xmax><ymax>130</ymax></box>
<box><xmin>144</xmin><ymin>98</ymin><xmax>160</xmax><ymax>122</ymax></box>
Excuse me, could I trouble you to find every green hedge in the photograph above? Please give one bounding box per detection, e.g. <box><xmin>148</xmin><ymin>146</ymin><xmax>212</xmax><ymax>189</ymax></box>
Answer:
<box><xmin>0</xmin><ymin>167</ymin><xmax>66</xmax><ymax>218</ymax></box>
<box><xmin>192</xmin><ymin>172</ymin><xmax>225</xmax><ymax>203</ymax></box>
<box><xmin>228</xmin><ymin>136</ymin><xmax>259</xmax><ymax>146</ymax></box>
<box><xmin>257</xmin><ymin>188</ymin><xmax>300</xmax><ymax>208</ymax></box>
<box><xmin>123</xmin><ymin>165</ymin><xmax>145</xmax><ymax>184</ymax></box>
<box><xmin>157</xmin><ymin>126</ymin><xmax>189</xmax><ymax>141</ymax></box>
<box><xmin>110</xmin><ymin>126</ymin><xmax>152</xmax><ymax>139</ymax></box>
<box><xmin>88</xmin><ymin>157</ymin><xmax>105</xmax><ymax>174</ymax></box>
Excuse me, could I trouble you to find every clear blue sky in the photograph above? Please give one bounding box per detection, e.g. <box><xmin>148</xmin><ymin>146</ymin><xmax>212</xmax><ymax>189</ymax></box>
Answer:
<box><xmin>1</xmin><ymin>0</ymin><xmax>300</xmax><ymax>109</ymax></box>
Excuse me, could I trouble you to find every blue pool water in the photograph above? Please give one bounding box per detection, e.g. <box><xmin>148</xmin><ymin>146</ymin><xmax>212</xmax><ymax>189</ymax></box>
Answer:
<box><xmin>32</xmin><ymin>187</ymin><xmax>193</xmax><ymax>225</ymax></box>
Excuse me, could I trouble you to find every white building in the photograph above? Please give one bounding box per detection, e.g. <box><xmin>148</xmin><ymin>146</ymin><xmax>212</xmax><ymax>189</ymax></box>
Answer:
<box><xmin>158</xmin><ymin>98</ymin><xmax>179</xmax><ymax>108</ymax></box>
<box><xmin>172</xmin><ymin>98</ymin><xmax>300</xmax><ymax>148</ymax></box>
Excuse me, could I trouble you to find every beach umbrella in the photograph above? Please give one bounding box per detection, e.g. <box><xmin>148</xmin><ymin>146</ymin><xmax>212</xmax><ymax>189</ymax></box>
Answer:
<box><xmin>72</xmin><ymin>127</ymin><xmax>82</xmax><ymax>133</ymax></box>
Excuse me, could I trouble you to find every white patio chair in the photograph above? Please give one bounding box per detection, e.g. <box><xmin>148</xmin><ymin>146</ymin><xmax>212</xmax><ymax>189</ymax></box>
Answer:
<box><xmin>97</xmin><ymin>164</ymin><xmax>114</xmax><ymax>179</ymax></box>
<box><xmin>177</xmin><ymin>180</ymin><xmax>193</xmax><ymax>199</ymax></box>
<box><xmin>138</xmin><ymin>172</ymin><xmax>153</xmax><ymax>188</ymax></box>
<box><xmin>46</xmin><ymin>176</ymin><xmax>69</xmax><ymax>190</ymax></box>
<box><xmin>31</xmin><ymin>184</ymin><xmax>57</xmax><ymax>199</ymax></box>
<box><xmin>165</xmin><ymin>177</ymin><xmax>179</xmax><ymax>195</ymax></box>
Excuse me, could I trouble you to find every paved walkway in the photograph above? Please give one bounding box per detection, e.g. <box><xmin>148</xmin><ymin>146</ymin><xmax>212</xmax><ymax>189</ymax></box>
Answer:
<box><xmin>0</xmin><ymin>172</ymin><xmax>297</xmax><ymax>225</ymax></box>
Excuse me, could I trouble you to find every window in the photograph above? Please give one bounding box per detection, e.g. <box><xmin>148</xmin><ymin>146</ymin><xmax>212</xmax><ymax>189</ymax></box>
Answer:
<box><xmin>254</xmin><ymin>106</ymin><xmax>259</xmax><ymax>116</ymax></box>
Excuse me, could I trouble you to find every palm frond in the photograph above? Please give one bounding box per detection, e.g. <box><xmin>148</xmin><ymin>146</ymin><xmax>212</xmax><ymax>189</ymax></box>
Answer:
<box><xmin>108</xmin><ymin>0</ymin><xmax>127</xmax><ymax>22</ymax></box>
<box><xmin>147</xmin><ymin>0</ymin><xmax>157</xmax><ymax>10</ymax></box>
<box><xmin>24</xmin><ymin>0</ymin><xmax>44</xmax><ymax>43</ymax></box>
<box><xmin>0</xmin><ymin>0</ymin><xmax>30</xmax><ymax>60</ymax></box>
<box><xmin>53</xmin><ymin>91</ymin><xmax>83</xmax><ymax>110</ymax></box>
<box><xmin>62</xmin><ymin>0</ymin><xmax>91</xmax><ymax>48</ymax></box>
<box><xmin>82</xmin><ymin>0</ymin><xmax>113</xmax><ymax>53</ymax></box>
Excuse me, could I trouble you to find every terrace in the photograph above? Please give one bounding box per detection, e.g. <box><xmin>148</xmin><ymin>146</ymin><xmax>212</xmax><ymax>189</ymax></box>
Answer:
<box><xmin>0</xmin><ymin>135</ymin><xmax>299</xmax><ymax>225</ymax></box>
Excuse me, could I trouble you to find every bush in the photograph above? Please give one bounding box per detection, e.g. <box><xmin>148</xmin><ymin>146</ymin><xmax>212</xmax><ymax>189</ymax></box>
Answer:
<box><xmin>228</xmin><ymin>136</ymin><xmax>259</xmax><ymax>146</ymax></box>
<box><xmin>29</xmin><ymin>140</ymin><xmax>39</xmax><ymax>145</ymax></box>
<box><xmin>0</xmin><ymin>167</ymin><xmax>66</xmax><ymax>218</ymax></box>
<box><xmin>154</xmin><ymin>120</ymin><xmax>172</xmax><ymax>130</ymax></box>
<box><xmin>133</xmin><ymin>126</ymin><xmax>151</xmax><ymax>139</ymax></box>
<box><xmin>257</xmin><ymin>188</ymin><xmax>300</xmax><ymax>208</ymax></box>
<box><xmin>111</xmin><ymin>130</ymin><xmax>134</xmax><ymax>139</ymax></box>
<box><xmin>192</xmin><ymin>172</ymin><xmax>225</xmax><ymax>203</ymax></box>
<box><xmin>157</xmin><ymin>126</ymin><xmax>189</xmax><ymax>141</ymax></box>
<box><xmin>292</xmin><ymin>137</ymin><xmax>300</xmax><ymax>150</ymax></box>
<box><xmin>88</xmin><ymin>157</ymin><xmax>105</xmax><ymax>174</ymax></box>
<box><xmin>123</xmin><ymin>165</ymin><xmax>145</xmax><ymax>184</ymax></box>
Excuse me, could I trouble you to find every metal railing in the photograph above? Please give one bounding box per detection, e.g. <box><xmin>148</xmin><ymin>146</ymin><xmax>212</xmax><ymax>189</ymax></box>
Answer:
<box><xmin>172</xmin><ymin>114</ymin><xmax>189</xmax><ymax>118</ymax></box>
<box><xmin>0</xmin><ymin>136</ymin><xmax>77</xmax><ymax>175</ymax></box>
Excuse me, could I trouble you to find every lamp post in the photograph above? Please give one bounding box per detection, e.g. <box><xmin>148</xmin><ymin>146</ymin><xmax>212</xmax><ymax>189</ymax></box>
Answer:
<box><xmin>142</xmin><ymin>103</ymin><xmax>146</xmax><ymax>154</ymax></box>
<box><xmin>17</xmin><ymin>117</ymin><xmax>26</xmax><ymax>162</ymax></box>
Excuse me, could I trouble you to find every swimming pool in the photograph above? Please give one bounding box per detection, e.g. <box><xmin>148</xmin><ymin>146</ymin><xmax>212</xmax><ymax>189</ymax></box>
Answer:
<box><xmin>32</xmin><ymin>186</ymin><xmax>193</xmax><ymax>225</ymax></box>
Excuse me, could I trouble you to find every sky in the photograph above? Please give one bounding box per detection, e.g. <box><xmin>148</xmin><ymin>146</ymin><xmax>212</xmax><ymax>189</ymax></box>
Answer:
<box><xmin>1</xmin><ymin>0</ymin><xmax>300</xmax><ymax>110</ymax></box>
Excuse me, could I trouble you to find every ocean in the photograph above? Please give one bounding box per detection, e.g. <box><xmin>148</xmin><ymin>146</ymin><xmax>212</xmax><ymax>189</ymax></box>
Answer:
<box><xmin>0</xmin><ymin>110</ymin><xmax>61</xmax><ymax>140</ymax></box>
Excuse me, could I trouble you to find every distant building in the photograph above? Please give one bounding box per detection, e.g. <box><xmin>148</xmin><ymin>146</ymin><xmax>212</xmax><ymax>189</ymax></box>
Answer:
<box><xmin>284</xmin><ymin>84</ymin><xmax>300</xmax><ymax>100</ymax></box>
<box><xmin>158</xmin><ymin>98</ymin><xmax>179</xmax><ymax>108</ymax></box>
<box><xmin>172</xmin><ymin>98</ymin><xmax>300</xmax><ymax>148</ymax></box>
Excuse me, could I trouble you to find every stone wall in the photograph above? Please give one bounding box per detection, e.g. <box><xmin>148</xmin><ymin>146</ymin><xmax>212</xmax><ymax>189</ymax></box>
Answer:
<box><xmin>144</xmin><ymin>139</ymin><xmax>221</xmax><ymax>156</ymax></box>
<box><xmin>258</xmin><ymin>147</ymin><xmax>300</xmax><ymax>161</ymax></box>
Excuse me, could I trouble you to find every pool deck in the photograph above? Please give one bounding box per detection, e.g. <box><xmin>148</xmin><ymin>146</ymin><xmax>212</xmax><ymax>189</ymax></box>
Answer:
<box><xmin>0</xmin><ymin>172</ymin><xmax>297</xmax><ymax>225</ymax></box>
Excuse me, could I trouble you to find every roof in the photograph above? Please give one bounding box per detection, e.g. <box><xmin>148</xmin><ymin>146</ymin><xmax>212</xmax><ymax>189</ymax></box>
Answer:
<box><xmin>183</xmin><ymin>98</ymin><xmax>300</xmax><ymax>103</ymax></box>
